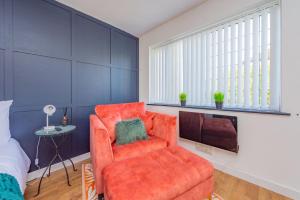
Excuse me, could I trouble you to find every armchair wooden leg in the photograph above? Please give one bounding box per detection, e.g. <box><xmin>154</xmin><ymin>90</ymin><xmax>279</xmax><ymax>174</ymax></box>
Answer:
<box><xmin>98</xmin><ymin>193</ymin><xmax>104</xmax><ymax>200</ymax></box>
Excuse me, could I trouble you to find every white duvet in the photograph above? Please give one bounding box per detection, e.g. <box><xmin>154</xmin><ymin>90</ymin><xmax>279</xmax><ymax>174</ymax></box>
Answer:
<box><xmin>0</xmin><ymin>138</ymin><xmax>31</xmax><ymax>193</ymax></box>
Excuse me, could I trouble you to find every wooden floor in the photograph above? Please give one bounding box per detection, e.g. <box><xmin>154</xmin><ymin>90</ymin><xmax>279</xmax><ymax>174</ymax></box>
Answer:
<box><xmin>24</xmin><ymin>160</ymin><xmax>291</xmax><ymax>200</ymax></box>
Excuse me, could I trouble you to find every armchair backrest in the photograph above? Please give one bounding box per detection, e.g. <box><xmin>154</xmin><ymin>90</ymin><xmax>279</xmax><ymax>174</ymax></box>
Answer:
<box><xmin>95</xmin><ymin>102</ymin><xmax>145</xmax><ymax>120</ymax></box>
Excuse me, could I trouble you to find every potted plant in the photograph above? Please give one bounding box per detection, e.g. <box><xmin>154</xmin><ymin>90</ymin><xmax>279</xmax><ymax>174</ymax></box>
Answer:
<box><xmin>179</xmin><ymin>92</ymin><xmax>187</xmax><ymax>106</ymax></box>
<box><xmin>214</xmin><ymin>91</ymin><xmax>224</xmax><ymax>110</ymax></box>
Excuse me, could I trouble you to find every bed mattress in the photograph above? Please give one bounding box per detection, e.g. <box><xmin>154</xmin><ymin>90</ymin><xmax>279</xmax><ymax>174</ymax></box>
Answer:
<box><xmin>0</xmin><ymin>138</ymin><xmax>31</xmax><ymax>193</ymax></box>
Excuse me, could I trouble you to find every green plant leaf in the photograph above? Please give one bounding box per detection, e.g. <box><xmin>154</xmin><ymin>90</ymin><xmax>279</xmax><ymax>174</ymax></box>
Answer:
<box><xmin>179</xmin><ymin>92</ymin><xmax>187</xmax><ymax>101</ymax></box>
<box><xmin>213</xmin><ymin>91</ymin><xmax>224</xmax><ymax>103</ymax></box>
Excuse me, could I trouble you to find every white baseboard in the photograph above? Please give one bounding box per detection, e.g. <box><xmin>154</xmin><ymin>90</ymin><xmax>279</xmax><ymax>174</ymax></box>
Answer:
<box><xmin>27</xmin><ymin>152</ymin><xmax>90</xmax><ymax>182</ymax></box>
<box><xmin>212</xmin><ymin>160</ymin><xmax>300</xmax><ymax>200</ymax></box>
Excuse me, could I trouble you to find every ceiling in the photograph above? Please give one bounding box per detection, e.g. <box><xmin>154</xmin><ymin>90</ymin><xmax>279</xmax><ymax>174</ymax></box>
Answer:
<box><xmin>56</xmin><ymin>0</ymin><xmax>206</xmax><ymax>37</ymax></box>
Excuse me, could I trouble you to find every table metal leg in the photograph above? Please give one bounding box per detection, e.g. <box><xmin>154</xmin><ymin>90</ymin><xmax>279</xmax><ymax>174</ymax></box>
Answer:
<box><xmin>34</xmin><ymin>154</ymin><xmax>57</xmax><ymax>197</ymax></box>
<box><xmin>68</xmin><ymin>158</ymin><xmax>77</xmax><ymax>171</ymax></box>
<box><xmin>35</xmin><ymin>133</ymin><xmax>76</xmax><ymax>196</ymax></box>
<box><xmin>47</xmin><ymin>163</ymin><xmax>52</xmax><ymax>177</ymax></box>
<box><xmin>57</xmin><ymin>153</ymin><xmax>71</xmax><ymax>186</ymax></box>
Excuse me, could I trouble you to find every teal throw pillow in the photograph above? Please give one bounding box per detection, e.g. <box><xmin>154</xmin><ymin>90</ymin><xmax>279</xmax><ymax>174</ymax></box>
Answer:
<box><xmin>116</xmin><ymin>118</ymin><xmax>148</xmax><ymax>145</ymax></box>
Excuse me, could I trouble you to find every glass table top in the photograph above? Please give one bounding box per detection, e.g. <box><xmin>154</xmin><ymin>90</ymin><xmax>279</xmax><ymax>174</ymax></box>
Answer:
<box><xmin>34</xmin><ymin>125</ymin><xmax>76</xmax><ymax>136</ymax></box>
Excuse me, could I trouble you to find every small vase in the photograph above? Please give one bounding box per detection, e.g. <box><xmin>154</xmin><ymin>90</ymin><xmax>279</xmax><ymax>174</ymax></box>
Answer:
<box><xmin>180</xmin><ymin>101</ymin><xmax>186</xmax><ymax>107</ymax></box>
<box><xmin>62</xmin><ymin>115</ymin><xmax>68</xmax><ymax>126</ymax></box>
<box><xmin>215</xmin><ymin>102</ymin><xmax>223</xmax><ymax>110</ymax></box>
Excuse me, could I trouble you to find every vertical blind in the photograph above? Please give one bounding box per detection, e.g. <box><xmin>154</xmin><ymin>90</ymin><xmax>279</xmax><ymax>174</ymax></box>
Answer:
<box><xmin>149</xmin><ymin>2</ymin><xmax>281</xmax><ymax>111</ymax></box>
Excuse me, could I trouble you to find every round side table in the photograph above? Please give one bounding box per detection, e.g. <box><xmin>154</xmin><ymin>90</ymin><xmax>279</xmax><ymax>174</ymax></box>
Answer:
<box><xmin>34</xmin><ymin>125</ymin><xmax>77</xmax><ymax>196</ymax></box>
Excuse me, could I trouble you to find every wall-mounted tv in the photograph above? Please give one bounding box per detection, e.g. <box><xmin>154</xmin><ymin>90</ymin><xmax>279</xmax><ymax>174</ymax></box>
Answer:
<box><xmin>179</xmin><ymin>111</ymin><xmax>238</xmax><ymax>153</ymax></box>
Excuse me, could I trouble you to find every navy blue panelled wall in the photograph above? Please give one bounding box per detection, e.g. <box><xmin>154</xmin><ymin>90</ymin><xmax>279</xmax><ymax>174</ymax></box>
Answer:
<box><xmin>0</xmin><ymin>0</ymin><xmax>138</xmax><ymax>171</ymax></box>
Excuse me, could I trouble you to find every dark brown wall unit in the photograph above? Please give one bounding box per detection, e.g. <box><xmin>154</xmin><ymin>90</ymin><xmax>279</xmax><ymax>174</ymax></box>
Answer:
<box><xmin>179</xmin><ymin>111</ymin><xmax>239</xmax><ymax>153</ymax></box>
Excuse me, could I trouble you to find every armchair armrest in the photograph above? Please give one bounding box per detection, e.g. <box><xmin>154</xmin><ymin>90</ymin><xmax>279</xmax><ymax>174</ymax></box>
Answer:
<box><xmin>90</xmin><ymin>114</ymin><xmax>113</xmax><ymax>194</ymax></box>
<box><xmin>148</xmin><ymin>111</ymin><xmax>177</xmax><ymax>147</ymax></box>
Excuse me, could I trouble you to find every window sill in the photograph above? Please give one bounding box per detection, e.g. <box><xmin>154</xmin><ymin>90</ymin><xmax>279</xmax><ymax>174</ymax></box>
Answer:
<box><xmin>147</xmin><ymin>103</ymin><xmax>291</xmax><ymax>116</ymax></box>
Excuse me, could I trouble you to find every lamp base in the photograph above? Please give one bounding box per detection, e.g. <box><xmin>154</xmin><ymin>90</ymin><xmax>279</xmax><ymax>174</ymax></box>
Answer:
<box><xmin>44</xmin><ymin>126</ymin><xmax>55</xmax><ymax>131</ymax></box>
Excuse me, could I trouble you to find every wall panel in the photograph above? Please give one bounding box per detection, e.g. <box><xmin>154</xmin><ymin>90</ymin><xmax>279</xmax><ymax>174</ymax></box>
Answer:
<box><xmin>111</xmin><ymin>30</ymin><xmax>137</xmax><ymax>68</ymax></box>
<box><xmin>0</xmin><ymin>50</ymin><xmax>4</xmax><ymax>100</ymax></box>
<box><xmin>72</xmin><ymin>106</ymin><xmax>94</xmax><ymax>156</ymax></box>
<box><xmin>0</xmin><ymin>0</ymin><xmax>4</xmax><ymax>48</ymax></box>
<box><xmin>74</xmin><ymin>15</ymin><xmax>110</xmax><ymax>65</ymax></box>
<box><xmin>13</xmin><ymin>0</ymin><xmax>72</xmax><ymax>57</ymax></box>
<box><xmin>111</xmin><ymin>68</ymin><xmax>138</xmax><ymax>103</ymax></box>
<box><xmin>13</xmin><ymin>52</ymin><xmax>71</xmax><ymax>107</ymax></box>
<box><xmin>73</xmin><ymin>62</ymin><xmax>110</xmax><ymax>106</ymax></box>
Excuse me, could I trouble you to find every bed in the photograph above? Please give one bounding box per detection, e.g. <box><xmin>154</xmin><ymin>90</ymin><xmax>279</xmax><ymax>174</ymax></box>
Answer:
<box><xmin>0</xmin><ymin>138</ymin><xmax>31</xmax><ymax>194</ymax></box>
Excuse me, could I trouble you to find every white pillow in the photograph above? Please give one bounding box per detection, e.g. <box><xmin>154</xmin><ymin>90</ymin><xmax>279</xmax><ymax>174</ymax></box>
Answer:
<box><xmin>0</xmin><ymin>100</ymin><xmax>13</xmax><ymax>146</ymax></box>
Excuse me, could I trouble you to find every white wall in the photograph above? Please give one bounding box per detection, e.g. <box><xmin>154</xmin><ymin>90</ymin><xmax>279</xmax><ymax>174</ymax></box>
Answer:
<box><xmin>139</xmin><ymin>0</ymin><xmax>300</xmax><ymax>199</ymax></box>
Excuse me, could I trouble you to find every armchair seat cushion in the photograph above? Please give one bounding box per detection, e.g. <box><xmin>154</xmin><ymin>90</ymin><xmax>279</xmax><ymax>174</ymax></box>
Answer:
<box><xmin>112</xmin><ymin>136</ymin><xmax>167</xmax><ymax>161</ymax></box>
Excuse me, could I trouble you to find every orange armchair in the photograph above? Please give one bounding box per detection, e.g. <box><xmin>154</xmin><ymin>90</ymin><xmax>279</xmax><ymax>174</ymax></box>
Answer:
<box><xmin>90</xmin><ymin>102</ymin><xmax>177</xmax><ymax>194</ymax></box>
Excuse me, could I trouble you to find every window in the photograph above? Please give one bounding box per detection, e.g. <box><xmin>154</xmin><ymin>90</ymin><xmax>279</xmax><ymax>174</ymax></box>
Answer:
<box><xmin>149</xmin><ymin>2</ymin><xmax>281</xmax><ymax>111</ymax></box>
